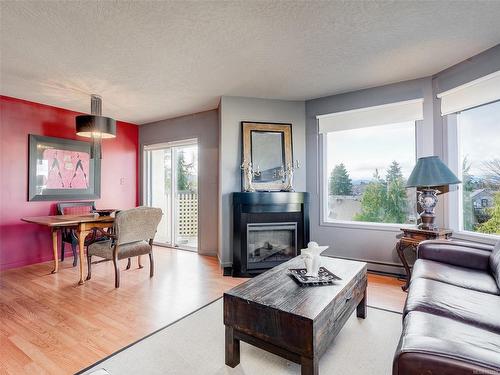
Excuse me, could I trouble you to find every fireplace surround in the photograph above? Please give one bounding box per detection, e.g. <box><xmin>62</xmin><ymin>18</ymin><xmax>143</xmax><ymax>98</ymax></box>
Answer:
<box><xmin>231</xmin><ymin>192</ymin><xmax>309</xmax><ymax>277</ymax></box>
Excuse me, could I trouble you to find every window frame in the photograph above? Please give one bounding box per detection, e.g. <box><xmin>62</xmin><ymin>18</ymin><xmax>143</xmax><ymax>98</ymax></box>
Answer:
<box><xmin>444</xmin><ymin>102</ymin><xmax>500</xmax><ymax>243</ymax></box>
<box><xmin>319</xmin><ymin>119</ymin><xmax>421</xmax><ymax>230</ymax></box>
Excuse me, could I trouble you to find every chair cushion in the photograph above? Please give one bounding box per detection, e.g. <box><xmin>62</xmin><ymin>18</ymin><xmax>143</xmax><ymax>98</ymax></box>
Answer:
<box><xmin>490</xmin><ymin>241</ymin><xmax>500</xmax><ymax>289</ymax></box>
<box><xmin>411</xmin><ymin>259</ymin><xmax>500</xmax><ymax>295</ymax></box>
<box><xmin>62</xmin><ymin>206</ymin><xmax>93</xmax><ymax>215</ymax></box>
<box><xmin>394</xmin><ymin>311</ymin><xmax>500</xmax><ymax>374</ymax></box>
<box><xmin>404</xmin><ymin>278</ymin><xmax>500</xmax><ymax>333</ymax></box>
<box><xmin>118</xmin><ymin>241</ymin><xmax>152</xmax><ymax>259</ymax></box>
<box><xmin>88</xmin><ymin>240</ymin><xmax>151</xmax><ymax>260</ymax></box>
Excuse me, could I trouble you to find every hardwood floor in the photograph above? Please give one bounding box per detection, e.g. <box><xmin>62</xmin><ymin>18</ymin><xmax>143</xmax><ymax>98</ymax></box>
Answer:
<box><xmin>0</xmin><ymin>247</ymin><xmax>406</xmax><ymax>374</ymax></box>
<box><xmin>366</xmin><ymin>272</ymin><xmax>406</xmax><ymax>312</ymax></box>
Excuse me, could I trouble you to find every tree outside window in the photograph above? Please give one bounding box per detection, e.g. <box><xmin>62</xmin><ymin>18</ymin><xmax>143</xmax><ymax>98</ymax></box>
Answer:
<box><xmin>324</xmin><ymin>122</ymin><xmax>416</xmax><ymax>224</ymax></box>
<box><xmin>329</xmin><ymin>163</ymin><xmax>352</xmax><ymax>196</ymax></box>
<box><xmin>176</xmin><ymin>149</ymin><xmax>197</xmax><ymax>193</ymax></box>
<box><xmin>458</xmin><ymin>101</ymin><xmax>500</xmax><ymax>235</ymax></box>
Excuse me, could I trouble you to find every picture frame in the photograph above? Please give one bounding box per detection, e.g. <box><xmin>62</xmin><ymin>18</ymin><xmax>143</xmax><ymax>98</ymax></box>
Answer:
<box><xmin>28</xmin><ymin>134</ymin><xmax>101</xmax><ymax>201</ymax></box>
<box><xmin>241</xmin><ymin>121</ymin><xmax>293</xmax><ymax>191</ymax></box>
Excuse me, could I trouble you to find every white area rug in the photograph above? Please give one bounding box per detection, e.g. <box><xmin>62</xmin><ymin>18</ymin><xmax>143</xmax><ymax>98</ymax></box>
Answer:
<box><xmin>82</xmin><ymin>300</ymin><xmax>401</xmax><ymax>375</ymax></box>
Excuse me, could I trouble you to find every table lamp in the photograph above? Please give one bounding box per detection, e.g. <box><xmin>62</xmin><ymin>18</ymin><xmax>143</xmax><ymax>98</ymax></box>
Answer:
<box><xmin>406</xmin><ymin>156</ymin><xmax>461</xmax><ymax>230</ymax></box>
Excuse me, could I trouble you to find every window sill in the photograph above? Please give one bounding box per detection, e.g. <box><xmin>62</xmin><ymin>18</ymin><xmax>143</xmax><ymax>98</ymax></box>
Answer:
<box><xmin>452</xmin><ymin>230</ymin><xmax>499</xmax><ymax>245</ymax></box>
<box><xmin>320</xmin><ymin>220</ymin><xmax>414</xmax><ymax>233</ymax></box>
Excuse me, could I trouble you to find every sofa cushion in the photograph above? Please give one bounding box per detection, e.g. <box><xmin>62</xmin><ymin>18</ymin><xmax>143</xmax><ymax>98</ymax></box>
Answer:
<box><xmin>411</xmin><ymin>259</ymin><xmax>500</xmax><ymax>295</ymax></box>
<box><xmin>394</xmin><ymin>311</ymin><xmax>500</xmax><ymax>374</ymax></box>
<box><xmin>491</xmin><ymin>240</ymin><xmax>500</xmax><ymax>289</ymax></box>
<box><xmin>417</xmin><ymin>240</ymin><xmax>493</xmax><ymax>270</ymax></box>
<box><xmin>404</xmin><ymin>278</ymin><xmax>500</xmax><ymax>333</ymax></box>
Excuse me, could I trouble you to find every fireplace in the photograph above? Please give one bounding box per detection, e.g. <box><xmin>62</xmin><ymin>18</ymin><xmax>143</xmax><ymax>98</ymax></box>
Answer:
<box><xmin>247</xmin><ymin>222</ymin><xmax>297</xmax><ymax>270</ymax></box>
<box><xmin>231</xmin><ymin>192</ymin><xmax>309</xmax><ymax>277</ymax></box>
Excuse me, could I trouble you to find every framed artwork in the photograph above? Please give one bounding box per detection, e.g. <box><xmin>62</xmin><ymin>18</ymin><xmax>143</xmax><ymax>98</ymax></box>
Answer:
<box><xmin>241</xmin><ymin>122</ymin><xmax>293</xmax><ymax>191</ymax></box>
<box><xmin>28</xmin><ymin>134</ymin><xmax>101</xmax><ymax>201</ymax></box>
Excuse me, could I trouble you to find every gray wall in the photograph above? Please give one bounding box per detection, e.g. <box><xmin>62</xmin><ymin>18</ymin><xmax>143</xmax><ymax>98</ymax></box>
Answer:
<box><xmin>136</xmin><ymin>44</ymin><xmax>500</xmax><ymax>269</ymax></box>
<box><xmin>432</xmin><ymin>45</ymin><xmax>500</xmax><ymax>163</ymax></box>
<box><xmin>433</xmin><ymin>44</ymin><xmax>500</xmax><ymax>93</ymax></box>
<box><xmin>304</xmin><ymin>44</ymin><xmax>500</xmax><ymax>273</ymax></box>
<box><xmin>139</xmin><ymin>109</ymin><xmax>219</xmax><ymax>256</ymax></box>
<box><xmin>305</xmin><ymin>78</ymin><xmax>436</xmax><ymax>274</ymax></box>
<box><xmin>218</xmin><ymin>96</ymin><xmax>306</xmax><ymax>266</ymax></box>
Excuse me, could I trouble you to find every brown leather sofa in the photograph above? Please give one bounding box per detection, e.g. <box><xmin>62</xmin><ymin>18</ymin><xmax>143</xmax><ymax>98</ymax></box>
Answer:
<box><xmin>393</xmin><ymin>239</ymin><xmax>500</xmax><ymax>375</ymax></box>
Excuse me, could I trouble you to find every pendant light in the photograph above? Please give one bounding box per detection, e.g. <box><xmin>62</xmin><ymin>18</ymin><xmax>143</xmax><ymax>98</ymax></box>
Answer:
<box><xmin>75</xmin><ymin>94</ymin><xmax>116</xmax><ymax>159</ymax></box>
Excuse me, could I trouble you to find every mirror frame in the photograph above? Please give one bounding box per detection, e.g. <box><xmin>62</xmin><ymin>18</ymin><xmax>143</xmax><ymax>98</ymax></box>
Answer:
<box><xmin>241</xmin><ymin>121</ymin><xmax>293</xmax><ymax>191</ymax></box>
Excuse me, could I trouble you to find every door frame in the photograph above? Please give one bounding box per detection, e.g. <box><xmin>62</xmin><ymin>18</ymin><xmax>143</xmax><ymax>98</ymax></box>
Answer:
<box><xmin>142</xmin><ymin>138</ymin><xmax>199</xmax><ymax>252</ymax></box>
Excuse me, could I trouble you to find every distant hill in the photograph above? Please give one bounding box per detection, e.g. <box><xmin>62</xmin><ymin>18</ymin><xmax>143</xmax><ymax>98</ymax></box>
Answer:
<box><xmin>351</xmin><ymin>179</ymin><xmax>371</xmax><ymax>185</ymax></box>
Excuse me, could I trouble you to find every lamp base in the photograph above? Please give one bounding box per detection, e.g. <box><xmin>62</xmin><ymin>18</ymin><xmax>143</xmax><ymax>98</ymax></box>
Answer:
<box><xmin>418</xmin><ymin>189</ymin><xmax>439</xmax><ymax>231</ymax></box>
<box><xmin>419</xmin><ymin>212</ymin><xmax>437</xmax><ymax>230</ymax></box>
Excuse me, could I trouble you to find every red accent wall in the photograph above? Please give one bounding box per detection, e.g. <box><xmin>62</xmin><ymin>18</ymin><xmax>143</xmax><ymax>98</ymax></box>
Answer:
<box><xmin>0</xmin><ymin>96</ymin><xmax>139</xmax><ymax>270</ymax></box>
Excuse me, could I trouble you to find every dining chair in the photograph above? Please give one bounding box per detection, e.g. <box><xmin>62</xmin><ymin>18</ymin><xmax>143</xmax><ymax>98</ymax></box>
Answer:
<box><xmin>86</xmin><ymin>206</ymin><xmax>163</xmax><ymax>288</ymax></box>
<box><xmin>57</xmin><ymin>201</ymin><xmax>97</xmax><ymax>266</ymax></box>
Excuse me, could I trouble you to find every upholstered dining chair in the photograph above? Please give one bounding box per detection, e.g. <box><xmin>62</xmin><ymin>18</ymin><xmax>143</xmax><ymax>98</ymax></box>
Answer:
<box><xmin>86</xmin><ymin>206</ymin><xmax>163</xmax><ymax>288</ymax></box>
<box><xmin>57</xmin><ymin>201</ymin><xmax>97</xmax><ymax>266</ymax></box>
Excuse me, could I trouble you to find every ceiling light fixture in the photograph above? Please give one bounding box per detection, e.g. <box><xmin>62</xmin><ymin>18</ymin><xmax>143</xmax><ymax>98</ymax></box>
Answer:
<box><xmin>75</xmin><ymin>94</ymin><xmax>116</xmax><ymax>159</ymax></box>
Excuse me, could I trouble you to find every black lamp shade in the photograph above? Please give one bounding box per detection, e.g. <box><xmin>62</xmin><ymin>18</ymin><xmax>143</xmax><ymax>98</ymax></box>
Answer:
<box><xmin>76</xmin><ymin>115</ymin><xmax>116</xmax><ymax>139</ymax></box>
<box><xmin>406</xmin><ymin>156</ymin><xmax>461</xmax><ymax>188</ymax></box>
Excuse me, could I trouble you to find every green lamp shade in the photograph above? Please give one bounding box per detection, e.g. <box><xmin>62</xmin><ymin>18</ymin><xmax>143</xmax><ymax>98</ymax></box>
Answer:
<box><xmin>406</xmin><ymin>156</ymin><xmax>461</xmax><ymax>188</ymax></box>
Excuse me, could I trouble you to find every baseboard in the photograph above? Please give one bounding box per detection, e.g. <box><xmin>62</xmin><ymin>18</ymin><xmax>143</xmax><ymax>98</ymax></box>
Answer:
<box><xmin>321</xmin><ymin>253</ymin><xmax>406</xmax><ymax>277</ymax></box>
<box><xmin>368</xmin><ymin>269</ymin><xmax>406</xmax><ymax>279</ymax></box>
<box><xmin>1</xmin><ymin>254</ymin><xmax>62</xmax><ymax>271</ymax></box>
<box><xmin>367</xmin><ymin>263</ymin><xmax>406</xmax><ymax>277</ymax></box>
<box><xmin>214</xmin><ymin>253</ymin><xmax>406</xmax><ymax>278</ymax></box>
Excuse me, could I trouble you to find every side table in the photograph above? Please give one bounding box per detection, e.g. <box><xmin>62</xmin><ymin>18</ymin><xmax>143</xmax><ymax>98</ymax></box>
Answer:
<box><xmin>397</xmin><ymin>227</ymin><xmax>452</xmax><ymax>291</ymax></box>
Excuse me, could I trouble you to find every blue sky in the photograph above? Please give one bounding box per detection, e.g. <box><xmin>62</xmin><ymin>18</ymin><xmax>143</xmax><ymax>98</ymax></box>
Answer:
<box><xmin>458</xmin><ymin>100</ymin><xmax>500</xmax><ymax>177</ymax></box>
<box><xmin>326</xmin><ymin>122</ymin><xmax>416</xmax><ymax>181</ymax></box>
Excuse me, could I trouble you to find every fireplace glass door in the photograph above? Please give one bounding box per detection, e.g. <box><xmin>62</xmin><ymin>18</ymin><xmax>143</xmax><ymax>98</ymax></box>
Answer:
<box><xmin>246</xmin><ymin>222</ymin><xmax>297</xmax><ymax>269</ymax></box>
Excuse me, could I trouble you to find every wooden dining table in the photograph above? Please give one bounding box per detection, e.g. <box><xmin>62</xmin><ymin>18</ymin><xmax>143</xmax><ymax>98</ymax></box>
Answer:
<box><xmin>21</xmin><ymin>214</ymin><xmax>114</xmax><ymax>285</ymax></box>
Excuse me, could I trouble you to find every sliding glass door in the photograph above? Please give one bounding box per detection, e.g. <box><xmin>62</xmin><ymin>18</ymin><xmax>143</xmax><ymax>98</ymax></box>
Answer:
<box><xmin>144</xmin><ymin>139</ymin><xmax>198</xmax><ymax>251</ymax></box>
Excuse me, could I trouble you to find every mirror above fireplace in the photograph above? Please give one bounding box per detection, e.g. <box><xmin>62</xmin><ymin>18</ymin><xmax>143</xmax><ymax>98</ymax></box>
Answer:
<box><xmin>241</xmin><ymin>122</ymin><xmax>293</xmax><ymax>191</ymax></box>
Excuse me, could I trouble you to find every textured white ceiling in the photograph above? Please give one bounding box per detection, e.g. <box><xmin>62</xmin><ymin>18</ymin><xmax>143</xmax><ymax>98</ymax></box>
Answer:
<box><xmin>1</xmin><ymin>1</ymin><xmax>500</xmax><ymax>124</ymax></box>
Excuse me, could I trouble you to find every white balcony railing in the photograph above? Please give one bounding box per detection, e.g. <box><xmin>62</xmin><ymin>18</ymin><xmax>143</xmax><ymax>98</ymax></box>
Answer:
<box><xmin>177</xmin><ymin>192</ymin><xmax>198</xmax><ymax>237</ymax></box>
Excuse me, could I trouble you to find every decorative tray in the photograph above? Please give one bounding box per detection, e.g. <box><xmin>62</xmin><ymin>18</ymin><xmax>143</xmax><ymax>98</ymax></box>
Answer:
<box><xmin>289</xmin><ymin>267</ymin><xmax>342</xmax><ymax>287</ymax></box>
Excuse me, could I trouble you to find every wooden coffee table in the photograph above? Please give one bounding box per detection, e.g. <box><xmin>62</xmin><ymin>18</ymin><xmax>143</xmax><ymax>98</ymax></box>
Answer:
<box><xmin>224</xmin><ymin>256</ymin><xmax>367</xmax><ymax>375</ymax></box>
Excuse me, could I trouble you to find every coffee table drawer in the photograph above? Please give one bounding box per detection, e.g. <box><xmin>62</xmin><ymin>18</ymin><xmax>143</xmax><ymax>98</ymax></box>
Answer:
<box><xmin>224</xmin><ymin>294</ymin><xmax>314</xmax><ymax>356</ymax></box>
<box><xmin>334</xmin><ymin>273</ymin><xmax>367</xmax><ymax>319</ymax></box>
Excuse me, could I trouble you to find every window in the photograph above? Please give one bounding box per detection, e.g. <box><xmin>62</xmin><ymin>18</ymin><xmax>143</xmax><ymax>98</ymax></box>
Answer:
<box><xmin>457</xmin><ymin>100</ymin><xmax>500</xmax><ymax>235</ymax></box>
<box><xmin>323</xmin><ymin>121</ymin><xmax>417</xmax><ymax>225</ymax></box>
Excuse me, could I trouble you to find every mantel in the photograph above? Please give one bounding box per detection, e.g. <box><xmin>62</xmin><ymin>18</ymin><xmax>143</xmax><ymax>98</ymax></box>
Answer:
<box><xmin>232</xmin><ymin>192</ymin><xmax>310</xmax><ymax>205</ymax></box>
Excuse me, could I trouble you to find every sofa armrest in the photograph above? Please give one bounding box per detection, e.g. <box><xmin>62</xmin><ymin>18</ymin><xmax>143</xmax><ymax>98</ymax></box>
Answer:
<box><xmin>417</xmin><ymin>240</ymin><xmax>493</xmax><ymax>271</ymax></box>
